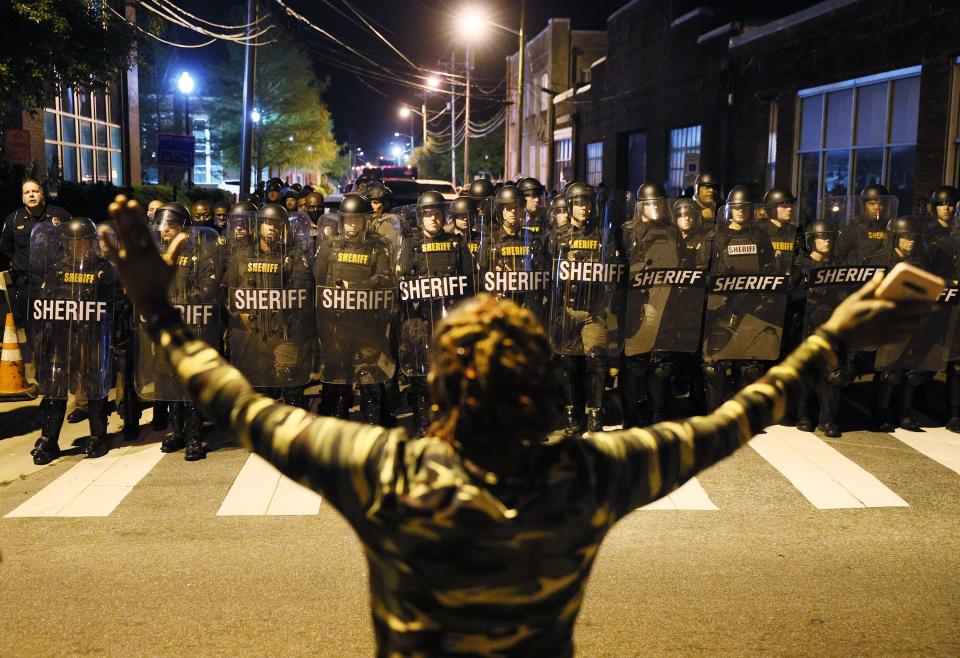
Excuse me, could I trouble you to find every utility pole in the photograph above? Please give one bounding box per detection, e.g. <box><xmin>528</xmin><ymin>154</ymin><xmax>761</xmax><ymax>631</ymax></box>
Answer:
<box><xmin>463</xmin><ymin>46</ymin><xmax>471</xmax><ymax>187</ymax></box>
<box><xmin>239</xmin><ymin>0</ymin><xmax>257</xmax><ymax>199</ymax></box>
<box><xmin>449</xmin><ymin>53</ymin><xmax>457</xmax><ymax>188</ymax></box>
<box><xmin>515</xmin><ymin>0</ymin><xmax>525</xmax><ymax>178</ymax></box>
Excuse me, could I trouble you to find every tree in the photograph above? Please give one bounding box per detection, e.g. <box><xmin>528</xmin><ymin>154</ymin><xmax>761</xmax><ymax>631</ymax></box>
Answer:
<box><xmin>0</xmin><ymin>1</ymin><xmax>135</xmax><ymax>115</ymax></box>
<box><xmin>411</xmin><ymin>126</ymin><xmax>505</xmax><ymax>185</ymax></box>
<box><xmin>209</xmin><ymin>35</ymin><xmax>344</xmax><ymax>180</ymax></box>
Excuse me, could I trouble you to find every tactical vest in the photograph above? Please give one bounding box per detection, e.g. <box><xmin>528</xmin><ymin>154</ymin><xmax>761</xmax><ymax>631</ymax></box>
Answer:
<box><xmin>719</xmin><ymin>231</ymin><xmax>761</xmax><ymax>273</ymax></box>
<box><xmin>404</xmin><ymin>232</ymin><xmax>462</xmax><ymax>278</ymax></box>
<box><xmin>325</xmin><ymin>238</ymin><xmax>380</xmax><ymax>284</ymax></box>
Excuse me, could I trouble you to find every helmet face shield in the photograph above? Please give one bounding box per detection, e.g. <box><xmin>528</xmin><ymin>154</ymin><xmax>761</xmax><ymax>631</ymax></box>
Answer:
<box><xmin>637</xmin><ymin>197</ymin><xmax>670</xmax><ymax>222</ymax></box>
<box><xmin>339</xmin><ymin>212</ymin><xmax>368</xmax><ymax>240</ymax></box>
<box><xmin>673</xmin><ymin>201</ymin><xmax>701</xmax><ymax>233</ymax></box>
<box><xmin>498</xmin><ymin>200</ymin><xmax>522</xmax><ymax>229</ymax></box>
<box><xmin>417</xmin><ymin>205</ymin><xmax>446</xmax><ymax>236</ymax></box>
<box><xmin>859</xmin><ymin>193</ymin><xmax>898</xmax><ymax>223</ymax></box>
<box><xmin>550</xmin><ymin>204</ymin><xmax>569</xmax><ymax>228</ymax></box>
<box><xmin>569</xmin><ymin>194</ymin><xmax>596</xmax><ymax>226</ymax></box>
<box><xmin>720</xmin><ymin>202</ymin><xmax>756</xmax><ymax>228</ymax></box>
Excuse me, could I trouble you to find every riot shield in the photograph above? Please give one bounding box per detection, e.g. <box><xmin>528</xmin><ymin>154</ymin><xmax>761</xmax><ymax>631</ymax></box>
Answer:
<box><xmin>481</xmin><ymin>198</ymin><xmax>551</xmax><ymax>327</ymax></box>
<box><xmin>398</xmin><ymin>204</ymin><xmax>474</xmax><ymax>377</ymax></box>
<box><xmin>624</xmin><ymin>198</ymin><xmax>710</xmax><ymax>355</ymax></box>
<box><xmin>702</xmin><ymin>202</ymin><xmax>790</xmax><ymax>361</ymax></box>
<box><xmin>876</xmin><ymin>216</ymin><xmax>957</xmax><ymax>371</ymax></box>
<box><xmin>136</xmin><ymin>226</ymin><xmax>222</xmax><ymax>400</ymax></box>
<box><xmin>447</xmin><ymin>198</ymin><xmax>487</xmax><ymax>290</ymax></box>
<box><xmin>800</xmin><ymin>201</ymin><xmax>878</xmax><ymax>338</ymax></box>
<box><xmin>314</xmin><ymin>215</ymin><xmax>398</xmax><ymax>385</ymax></box>
<box><xmin>547</xmin><ymin>196</ymin><xmax>626</xmax><ymax>357</ymax></box>
<box><xmin>761</xmin><ymin>199</ymin><xmax>801</xmax><ymax>273</ymax></box>
<box><xmin>224</xmin><ymin>211</ymin><xmax>315</xmax><ymax>388</ymax></box>
<box><xmin>29</xmin><ymin>219</ymin><xmax>116</xmax><ymax>399</ymax></box>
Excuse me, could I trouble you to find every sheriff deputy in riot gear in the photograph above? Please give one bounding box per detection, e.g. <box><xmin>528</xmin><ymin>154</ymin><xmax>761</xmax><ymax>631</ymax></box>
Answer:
<box><xmin>834</xmin><ymin>184</ymin><xmax>897</xmax><ymax>265</ymax></box>
<box><xmin>448</xmin><ymin>196</ymin><xmax>484</xmax><ymax>285</ymax></box>
<box><xmin>1</xmin><ymin>179</ymin><xmax>71</xmax><ymax>326</ymax></box>
<box><xmin>263</xmin><ymin>178</ymin><xmax>284</xmax><ymax>205</ymax></box>
<box><xmin>934</xmin><ymin>202</ymin><xmax>960</xmax><ymax>432</ymax></box>
<box><xmin>103</xmin><ymin>191</ymin><xmax>934</xmax><ymax>658</ymax></box>
<box><xmin>549</xmin><ymin>181</ymin><xmax>621</xmax><ymax>434</ymax></box>
<box><xmin>924</xmin><ymin>185</ymin><xmax>959</xmax><ymax>256</ymax></box>
<box><xmin>147</xmin><ymin>203</ymin><xmax>218</xmax><ymax>459</ymax></box>
<box><xmin>146</xmin><ymin>199</ymin><xmax>165</xmax><ymax>223</ymax></box>
<box><xmin>30</xmin><ymin>218</ymin><xmax>118</xmax><ymax>465</ymax></box>
<box><xmin>693</xmin><ymin>171</ymin><xmax>721</xmax><ymax>225</ymax></box>
<box><xmin>468</xmin><ymin>178</ymin><xmax>496</xmax><ymax>230</ymax></box>
<box><xmin>487</xmin><ymin>184</ymin><xmax>551</xmax><ymax>314</ymax></box>
<box><xmin>517</xmin><ymin>176</ymin><xmax>547</xmax><ymax>234</ymax></box>
<box><xmin>761</xmin><ymin>188</ymin><xmax>800</xmax><ymax>271</ymax></box>
<box><xmin>314</xmin><ymin>194</ymin><xmax>396</xmax><ymax>424</ymax></box>
<box><xmin>873</xmin><ymin>215</ymin><xmax>938</xmax><ymax>432</ymax></box>
<box><xmin>223</xmin><ymin>203</ymin><xmax>314</xmax><ymax>408</ymax></box>
<box><xmin>702</xmin><ymin>185</ymin><xmax>779</xmax><ymax>409</ymax></box>
<box><xmin>796</xmin><ymin>218</ymin><xmax>844</xmax><ymax>437</ymax></box>
<box><xmin>398</xmin><ymin>191</ymin><xmax>474</xmax><ymax>436</ymax></box>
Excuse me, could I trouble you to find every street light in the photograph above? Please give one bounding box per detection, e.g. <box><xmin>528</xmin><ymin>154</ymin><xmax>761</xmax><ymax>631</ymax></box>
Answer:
<box><xmin>399</xmin><ymin>106</ymin><xmax>411</xmax><ymax>119</ymax></box>
<box><xmin>390</xmin><ymin>145</ymin><xmax>403</xmax><ymax>160</ymax></box>
<box><xmin>459</xmin><ymin>6</ymin><xmax>488</xmax><ymax>39</ymax></box>
<box><xmin>426</xmin><ymin>75</ymin><xmax>441</xmax><ymax>90</ymax></box>
<box><xmin>176</xmin><ymin>71</ymin><xmax>195</xmax><ymax>95</ymax></box>
<box><xmin>251</xmin><ymin>109</ymin><xmax>262</xmax><ymax>123</ymax></box>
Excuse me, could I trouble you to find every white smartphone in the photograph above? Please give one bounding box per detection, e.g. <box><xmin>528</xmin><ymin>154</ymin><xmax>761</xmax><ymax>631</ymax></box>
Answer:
<box><xmin>875</xmin><ymin>262</ymin><xmax>945</xmax><ymax>302</ymax></box>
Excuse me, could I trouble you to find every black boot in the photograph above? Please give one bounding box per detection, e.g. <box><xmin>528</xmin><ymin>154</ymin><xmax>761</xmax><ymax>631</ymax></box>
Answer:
<box><xmin>620</xmin><ymin>356</ymin><xmax>648</xmax><ymax>428</ymax></box>
<box><xmin>67</xmin><ymin>406</ymin><xmax>88</xmax><ymax>423</ymax></box>
<box><xmin>31</xmin><ymin>437</ymin><xmax>61</xmax><ymax>465</ymax></box>
<box><xmin>563</xmin><ymin>405</ymin><xmax>583</xmax><ymax>438</ymax></box>
<box><xmin>412</xmin><ymin>377</ymin><xmax>430</xmax><ymax>437</ymax></box>
<box><xmin>85</xmin><ymin>398</ymin><xmax>111</xmax><ymax>458</ymax></box>
<box><xmin>359</xmin><ymin>384</ymin><xmax>384</xmax><ymax>426</ymax></box>
<box><xmin>585</xmin><ymin>354</ymin><xmax>607</xmax><ymax>432</ymax></box>
<box><xmin>586</xmin><ymin>407</ymin><xmax>604</xmax><ymax>433</ymax></box>
<box><xmin>184</xmin><ymin>405</ymin><xmax>206</xmax><ymax>461</ymax></box>
<box><xmin>161</xmin><ymin>402</ymin><xmax>187</xmax><ymax>453</ymax></box>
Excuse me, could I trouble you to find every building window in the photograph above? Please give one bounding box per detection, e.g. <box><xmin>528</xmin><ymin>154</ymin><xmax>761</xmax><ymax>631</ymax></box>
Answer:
<box><xmin>585</xmin><ymin>141</ymin><xmax>603</xmax><ymax>186</ymax></box>
<box><xmin>626</xmin><ymin>131</ymin><xmax>647</xmax><ymax>196</ymax></box>
<box><xmin>667</xmin><ymin>125</ymin><xmax>701</xmax><ymax>197</ymax></box>
<box><xmin>766</xmin><ymin>102</ymin><xmax>778</xmax><ymax>190</ymax></box>
<box><xmin>45</xmin><ymin>85</ymin><xmax>124</xmax><ymax>185</ymax></box>
<box><xmin>796</xmin><ymin>66</ymin><xmax>920</xmax><ymax>221</ymax></box>
<box><xmin>554</xmin><ymin>137</ymin><xmax>572</xmax><ymax>190</ymax></box>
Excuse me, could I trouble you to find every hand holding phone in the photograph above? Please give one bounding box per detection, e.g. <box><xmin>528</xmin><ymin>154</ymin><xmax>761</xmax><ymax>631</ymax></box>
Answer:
<box><xmin>874</xmin><ymin>262</ymin><xmax>945</xmax><ymax>302</ymax></box>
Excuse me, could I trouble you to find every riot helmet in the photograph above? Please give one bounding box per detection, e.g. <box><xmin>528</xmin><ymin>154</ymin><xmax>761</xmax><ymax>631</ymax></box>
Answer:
<box><xmin>549</xmin><ymin>195</ymin><xmax>569</xmax><ymax>229</ymax></box>
<box><xmin>888</xmin><ymin>215</ymin><xmax>923</xmax><ymax>256</ymax></box>
<box><xmin>723</xmin><ymin>185</ymin><xmax>757</xmax><ymax>228</ymax></box>
<box><xmin>672</xmin><ymin>198</ymin><xmax>702</xmax><ymax>235</ymax></box>
<box><xmin>304</xmin><ymin>192</ymin><xmax>325</xmax><ymax>223</ymax></box>
<box><xmin>62</xmin><ymin>217</ymin><xmax>99</xmax><ymax>262</ymax></box>
<box><xmin>468</xmin><ymin>178</ymin><xmax>495</xmax><ymax>201</ymax></box>
<box><xmin>495</xmin><ymin>185</ymin><xmax>523</xmax><ymax>232</ymax></box>
<box><xmin>416</xmin><ymin>191</ymin><xmax>447</xmax><ymax>238</ymax></box>
<box><xmin>229</xmin><ymin>201</ymin><xmax>257</xmax><ymax>241</ymax></box>
<box><xmin>517</xmin><ymin>176</ymin><xmax>545</xmax><ymax>213</ymax></box>
<box><xmin>565</xmin><ymin>182</ymin><xmax>597</xmax><ymax>228</ymax></box>
<box><xmin>281</xmin><ymin>188</ymin><xmax>300</xmax><ymax>212</ymax></box>
<box><xmin>449</xmin><ymin>196</ymin><xmax>477</xmax><ymax>235</ymax></box>
<box><xmin>694</xmin><ymin>171</ymin><xmax>721</xmax><ymax>207</ymax></box>
<box><xmin>155</xmin><ymin>202</ymin><xmax>191</xmax><ymax>243</ymax></box>
<box><xmin>338</xmin><ymin>194</ymin><xmax>373</xmax><ymax>241</ymax></box>
<box><xmin>859</xmin><ymin>184</ymin><xmax>894</xmax><ymax>222</ymax></box>
<box><xmin>635</xmin><ymin>182</ymin><xmax>669</xmax><ymax>222</ymax></box>
<box><xmin>931</xmin><ymin>185</ymin><xmax>959</xmax><ymax>224</ymax></box>
<box><xmin>365</xmin><ymin>181</ymin><xmax>393</xmax><ymax>215</ymax></box>
<box><xmin>257</xmin><ymin>203</ymin><xmax>290</xmax><ymax>250</ymax></box>
<box><xmin>264</xmin><ymin>178</ymin><xmax>284</xmax><ymax>203</ymax></box>
<box><xmin>804</xmin><ymin>218</ymin><xmax>838</xmax><ymax>256</ymax></box>
<box><xmin>763</xmin><ymin>187</ymin><xmax>797</xmax><ymax>225</ymax></box>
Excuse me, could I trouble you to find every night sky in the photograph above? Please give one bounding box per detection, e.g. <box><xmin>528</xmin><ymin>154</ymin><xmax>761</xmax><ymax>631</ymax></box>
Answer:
<box><xmin>157</xmin><ymin>0</ymin><xmax>818</xmax><ymax>163</ymax></box>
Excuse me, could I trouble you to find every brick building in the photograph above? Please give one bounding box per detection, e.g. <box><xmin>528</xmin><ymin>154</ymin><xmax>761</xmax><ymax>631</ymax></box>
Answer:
<box><xmin>504</xmin><ymin>19</ymin><xmax>607</xmax><ymax>183</ymax></box>
<box><xmin>553</xmin><ymin>0</ymin><xmax>960</xmax><ymax>221</ymax></box>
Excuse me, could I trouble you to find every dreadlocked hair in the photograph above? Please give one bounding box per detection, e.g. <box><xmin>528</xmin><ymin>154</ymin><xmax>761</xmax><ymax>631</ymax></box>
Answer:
<box><xmin>427</xmin><ymin>294</ymin><xmax>560</xmax><ymax>448</ymax></box>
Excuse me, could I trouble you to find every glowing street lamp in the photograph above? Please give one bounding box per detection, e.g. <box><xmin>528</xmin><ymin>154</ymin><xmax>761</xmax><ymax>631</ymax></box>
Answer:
<box><xmin>399</xmin><ymin>106</ymin><xmax>411</xmax><ymax>119</ymax></box>
<box><xmin>459</xmin><ymin>6</ymin><xmax>488</xmax><ymax>40</ymax></box>
<box><xmin>176</xmin><ymin>71</ymin><xmax>195</xmax><ymax>95</ymax></box>
<box><xmin>426</xmin><ymin>75</ymin><xmax>440</xmax><ymax>90</ymax></box>
<box><xmin>390</xmin><ymin>145</ymin><xmax>403</xmax><ymax>159</ymax></box>
<box><xmin>251</xmin><ymin>109</ymin><xmax>262</xmax><ymax>123</ymax></box>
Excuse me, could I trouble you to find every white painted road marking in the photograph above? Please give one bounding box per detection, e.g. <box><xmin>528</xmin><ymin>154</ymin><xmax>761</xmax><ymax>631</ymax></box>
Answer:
<box><xmin>750</xmin><ymin>425</ymin><xmax>909</xmax><ymax>509</ymax></box>
<box><xmin>892</xmin><ymin>427</ymin><xmax>960</xmax><ymax>477</ymax></box>
<box><xmin>217</xmin><ymin>454</ymin><xmax>321</xmax><ymax>516</ymax></box>
<box><xmin>5</xmin><ymin>443</ymin><xmax>165</xmax><ymax>518</ymax></box>
<box><xmin>642</xmin><ymin>478</ymin><xmax>718</xmax><ymax>510</ymax></box>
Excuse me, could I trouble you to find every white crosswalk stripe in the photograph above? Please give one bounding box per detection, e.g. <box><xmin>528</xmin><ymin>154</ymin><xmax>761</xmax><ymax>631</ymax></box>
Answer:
<box><xmin>5</xmin><ymin>442</ymin><xmax>165</xmax><ymax>518</ymax></box>
<box><xmin>749</xmin><ymin>425</ymin><xmax>909</xmax><ymax>509</ymax></box>
<box><xmin>891</xmin><ymin>427</ymin><xmax>960</xmax><ymax>476</ymax></box>
<box><xmin>217</xmin><ymin>454</ymin><xmax>322</xmax><ymax>516</ymax></box>
<box><xmin>2</xmin><ymin>425</ymin><xmax>945</xmax><ymax>518</ymax></box>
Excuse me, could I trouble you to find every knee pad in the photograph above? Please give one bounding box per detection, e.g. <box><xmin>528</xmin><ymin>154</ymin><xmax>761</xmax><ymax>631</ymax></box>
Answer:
<box><xmin>877</xmin><ymin>370</ymin><xmax>903</xmax><ymax>385</ymax></box>
<box><xmin>827</xmin><ymin>368</ymin><xmax>851</xmax><ymax>387</ymax></box>
<box><xmin>905</xmin><ymin>370</ymin><xmax>930</xmax><ymax>386</ymax></box>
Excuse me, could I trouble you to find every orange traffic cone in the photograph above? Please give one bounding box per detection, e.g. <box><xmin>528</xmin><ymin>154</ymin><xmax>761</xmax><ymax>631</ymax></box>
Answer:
<box><xmin>0</xmin><ymin>313</ymin><xmax>36</xmax><ymax>400</ymax></box>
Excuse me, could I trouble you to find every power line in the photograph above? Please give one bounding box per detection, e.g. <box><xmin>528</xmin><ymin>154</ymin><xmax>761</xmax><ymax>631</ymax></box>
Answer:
<box><xmin>107</xmin><ymin>5</ymin><xmax>218</xmax><ymax>48</ymax></box>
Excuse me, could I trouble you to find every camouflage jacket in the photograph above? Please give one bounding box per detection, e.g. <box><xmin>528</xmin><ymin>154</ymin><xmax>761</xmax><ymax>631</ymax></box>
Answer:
<box><xmin>147</xmin><ymin>310</ymin><xmax>843</xmax><ymax>656</ymax></box>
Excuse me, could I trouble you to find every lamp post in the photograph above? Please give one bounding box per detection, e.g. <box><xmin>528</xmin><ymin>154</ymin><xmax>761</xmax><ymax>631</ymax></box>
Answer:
<box><xmin>239</xmin><ymin>0</ymin><xmax>258</xmax><ymax>198</ymax></box>
<box><xmin>176</xmin><ymin>71</ymin><xmax>195</xmax><ymax>184</ymax></box>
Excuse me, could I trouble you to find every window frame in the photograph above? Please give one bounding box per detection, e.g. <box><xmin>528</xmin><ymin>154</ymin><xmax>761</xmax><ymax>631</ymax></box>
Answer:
<box><xmin>45</xmin><ymin>86</ymin><xmax>124</xmax><ymax>185</ymax></box>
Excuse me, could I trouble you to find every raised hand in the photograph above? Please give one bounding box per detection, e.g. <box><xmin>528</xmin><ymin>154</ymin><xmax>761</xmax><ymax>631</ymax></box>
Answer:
<box><xmin>98</xmin><ymin>195</ymin><xmax>188</xmax><ymax>317</ymax></box>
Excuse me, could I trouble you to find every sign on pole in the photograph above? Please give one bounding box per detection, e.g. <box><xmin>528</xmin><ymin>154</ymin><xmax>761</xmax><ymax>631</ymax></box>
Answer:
<box><xmin>4</xmin><ymin>129</ymin><xmax>31</xmax><ymax>166</ymax></box>
<box><xmin>157</xmin><ymin>133</ymin><xmax>196</xmax><ymax>168</ymax></box>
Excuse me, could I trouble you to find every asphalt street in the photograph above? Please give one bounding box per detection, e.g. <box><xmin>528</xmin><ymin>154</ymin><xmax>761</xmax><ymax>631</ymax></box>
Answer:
<box><xmin>1</xmin><ymin>395</ymin><xmax>959</xmax><ymax>657</ymax></box>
